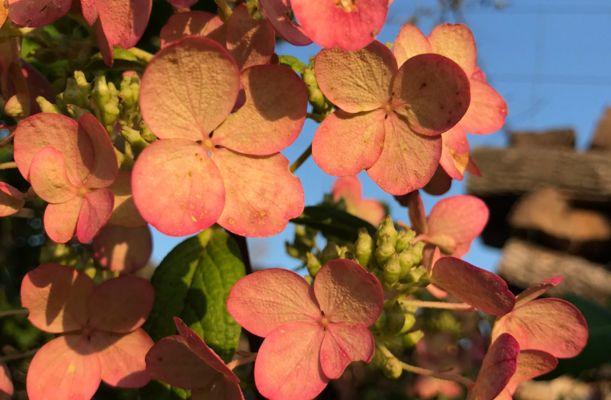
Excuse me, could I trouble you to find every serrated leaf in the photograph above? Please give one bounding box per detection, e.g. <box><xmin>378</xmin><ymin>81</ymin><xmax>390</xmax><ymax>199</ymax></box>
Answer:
<box><xmin>292</xmin><ymin>205</ymin><xmax>376</xmax><ymax>242</ymax></box>
<box><xmin>145</xmin><ymin>227</ymin><xmax>245</xmax><ymax>361</ymax></box>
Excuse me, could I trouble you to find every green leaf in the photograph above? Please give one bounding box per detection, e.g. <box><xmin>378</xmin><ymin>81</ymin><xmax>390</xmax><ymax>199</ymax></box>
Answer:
<box><xmin>139</xmin><ymin>381</ymin><xmax>189</xmax><ymax>400</ymax></box>
<box><xmin>145</xmin><ymin>227</ymin><xmax>245</xmax><ymax>361</ymax></box>
<box><xmin>292</xmin><ymin>205</ymin><xmax>376</xmax><ymax>242</ymax></box>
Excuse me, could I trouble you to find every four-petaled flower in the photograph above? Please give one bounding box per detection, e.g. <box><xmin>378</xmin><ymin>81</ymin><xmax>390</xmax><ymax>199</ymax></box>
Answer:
<box><xmin>394</xmin><ymin>23</ymin><xmax>508</xmax><ymax>180</ymax></box>
<box><xmin>312</xmin><ymin>40</ymin><xmax>471</xmax><ymax>195</ymax></box>
<box><xmin>332</xmin><ymin>176</ymin><xmax>385</xmax><ymax>226</ymax></box>
<box><xmin>14</xmin><ymin>112</ymin><xmax>119</xmax><ymax>243</ymax></box>
<box><xmin>146</xmin><ymin>317</ymin><xmax>245</xmax><ymax>400</ymax></box>
<box><xmin>21</xmin><ymin>263</ymin><xmax>155</xmax><ymax>400</ymax></box>
<box><xmin>227</xmin><ymin>259</ymin><xmax>384</xmax><ymax>400</ymax></box>
<box><xmin>132</xmin><ymin>36</ymin><xmax>307</xmax><ymax>237</ymax></box>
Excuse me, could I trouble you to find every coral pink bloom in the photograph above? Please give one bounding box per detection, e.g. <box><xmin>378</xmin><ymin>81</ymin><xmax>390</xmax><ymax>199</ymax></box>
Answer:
<box><xmin>146</xmin><ymin>317</ymin><xmax>244</xmax><ymax>400</ymax></box>
<box><xmin>332</xmin><ymin>176</ymin><xmax>385</xmax><ymax>226</ymax></box>
<box><xmin>160</xmin><ymin>5</ymin><xmax>275</xmax><ymax>71</ymax></box>
<box><xmin>92</xmin><ymin>171</ymin><xmax>153</xmax><ymax>274</ymax></box>
<box><xmin>468</xmin><ymin>333</ymin><xmax>519</xmax><ymax>400</ymax></box>
<box><xmin>492</xmin><ymin>277</ymin><xmax>588</xmax><ymax>359</ymax></box>
<box><xmin>493</xmin><ymin>350</ymin><xmax>557</xmax><ymax>400</ymax></box>
<box><xmin>13</xmin><ymin>112</ymin><xmax>118</xmax><ymax>243</ymax></box>
<box><xmin>21</xmin><ymin>264</ymin><xmax>154</xmax><ymax>400</ymax></box>
<box><xmin>312</xmin><ymin>41</ymin><xmax>470</xmax><ymax>195</ymax></box>
<box><xmin>259</xmin><ymin>0</ymin><xmax>311</xmax><ymax>46</ymax></box>
<box><xmin>291</xmin><ymin>0</ymin><xmax>388</xmax><ymax>50</ymax></box>
<box><xmin>394</xmin><ymin>24</ymin><xmax>507</xmax><ymax>180</ymax></box>
<box><xmin>419</xmin><ymin>194</ymin><xmax>489</xmax><ymax>257</ymax></box>
<box><xmin>0</xmin><ymin>182</ymin><xmax>25</xmax><ymax>217</ymax></box>
<box><xmin>7</xmin><ymin>0</ymin><xmax>72</xmax><ymax>27</ymax></box>
<box><xmin>431</xmin><ymin>257</ymin><xmax>515</xmax><ymax>316</ymax></box>
<box><xmin>0</xmin><ymin>363</ymin><xmax>12</xmax><ymax>399</ymax></box>
<box><xmin>227</xmin><ymin>259</ymin><xmax>384</xmax><ymax>400</ymax></box>
<box><xmin>133</xmin><ymin>37</ymin><xmax>307</xmax><ymax>237</ymax></box>
<box><xmin>167</xmin><ymin>0</ymin><xmax>197</xmax><ymax>8</ymax></box>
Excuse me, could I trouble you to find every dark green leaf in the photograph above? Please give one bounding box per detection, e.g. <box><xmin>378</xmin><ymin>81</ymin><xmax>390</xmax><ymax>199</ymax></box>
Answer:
<box><xmin>292</xmin><ymin>205</ymin><xmax>376</xmax><ymax>242</ymax></box>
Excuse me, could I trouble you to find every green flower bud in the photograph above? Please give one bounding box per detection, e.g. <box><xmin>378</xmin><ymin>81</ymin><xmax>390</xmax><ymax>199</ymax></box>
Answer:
<box><xmin>355</xmin><ymin>229</ymin><xmax>373</xmax><ymax>266</ymax></box>
<box><xmin>375</xmin><ymin>235</ymin><xmax>395</xmax><ymax>265</ymax></box>
<box><xmin>306</xmin><ymin>252</ymin><xmax>321</xmax><ymax>277</ymax></box>
<box><xmin>406</xmin><ymin>265</ymin><xmax>427</xmax><ymax>285</ymax></box>
<box><xmin>119</xmin><ymin>73</ymin><xmax>140</xmax><ymax>110</ymax></box>
<box><xmin>120</xmin><ymin>125</ymin><xmax>148</xmax><ymax>154</ymax></box>
<box><xmin>382</xmin><ymin>356</ymin><xmax>403</xmax><ymax>379</ymax></box>
<box><xmin>61</xmin><ymin>71</ymin><xmax>90</xmax><ymax>108</ymax></box>
<box><xmin>395</xmin><ymin>229</ymin><xmax>415</xmax><ymax>252</ymax></box>
<box><xmin>383</xmin><ymin>254</ymin><xmax>401</xmax><ymax>285</ymax></box>
<box><xmin>377</xmin><ymin>217</ymin><xmax>397</xmax><ymax>240</ymax></box>
<box><xmin>3</xmin><ymin>95</ymin><xmax>25</xmax><ymax>118</ymax></box>
<box><xmin>36</xmin><ymin>96</ymin><xmax>60</xmax><ymax>113</ymax></box>
<box><xmin>402</xmin><ymin>330</ymin><xmax>424</xmax><ymax>348</ymax></box>
<box><xmin>93</xmin><ymin>76</ymin><xmax>120</xmax><ymax>128</ymax></box>
<box><xmin>385</xmin><ymin>305</ymin><xmax>416</xmax><ymax>335</ymax></box>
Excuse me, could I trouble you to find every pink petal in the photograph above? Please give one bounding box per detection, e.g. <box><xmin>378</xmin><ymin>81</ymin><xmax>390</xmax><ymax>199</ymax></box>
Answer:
<box><xmin>0</xmin><ymin>181</ymin><xmax>25</xmax><ymax>217</ymax></box>
<box><xmin>90</xmin><ymin>329</ymin><xmax>153</xmax><ymax>388</ymax></box>
<box><xmin>393</xmin><ymin>24</ymin><xmax>431</xmax><ymax>67</ymax></box>
<box><xmin>314</xmin><ymin>42</ymin><xmax>397</xmax><ymax>113</ymax></box>
<box><xmin>429</xmin><ymin>24</ymin><xmax>478</xmax><ymax>77</ymax></box>
<box><xmin>426</xmin><ymin>195</ymin><xmax>489</xmax><ymax>257</ymax></box>
<box><xmin>95</xmin><ymin>0</ymin><xmax>152</xmax><ymax>49</ymax></box>
<box><xmin>78</xmin><ymin>113</ymin><xmax>118</xmax><ymax>189</ymax></box>
<box><xmin>168</xmin><ymin>0</ymin><xmax>198</xmax><ymax>8</ymax></box>
<box><xmin>192</xmin><ymin>382</ymin><xmax>245</xmax><ymax>400</ymax></box>
<box><xmin>403</xmin><ymin>191</ymin><xmax>427</xmax><ymax>234</ymax></box>
<box><xmin>431</xmin><ymin>257</ymin><xmax>515</xmax><ymax>316</ymax></box>
<box><xmin>13</xmin><ymin>113</ymin><xmax>93</xmax><ymax>184</ymax></box>
<box><xmin>460</xmin><ymin>78</ymin><xmax>507</xmax><ymax>134</ymax></box>
<box><xmin>43</xmin><ymin>196</ymin><xmax>82</xmax><ymax>243</ymax></box>
<box><xmin>391</xmin><ymin>54</ymin><xmax>470</xmax><ymax>137</ymax></box>
<box><xmin>213</xmin><ymin>65</ymin><xmax>307</xmax><ymax>155</ymax></box>
<box><xmin>21</xmin><ymin>263</ymin><xmax>93</xmax><ymax>333</ymax></box>
<box><xmin>469</xmin><ymin>333</ymin><xmax>519</xmax><ymax>400</ymax></box>
<box><xmin>140</xmin><ymin>37</ymin><xmax>240</xmax><ymax>141</ymax></box>
<box><xmin>213</xmin><ymin>150</ymin><xmax>304</xmax><ymax>237</ymax></box>
<box><xmin>291</xmin><ymin>0</ymin><xmax>388</xmax><ymax>51</ymax></box>
<box><xmin>0</xmin><ymin>3</ymin><xmax>6</xmax><ymax>28</ymax></box>
<box><xmin>159</xmin><ymin>11</ymin><xmax>225</xmax><ymax>48</ymax></box>
<box><xmin>76</xmin><ymin>188</ymin><xmax>114</xmax><ymax>243</ymax></box>
<box><xmin>26</xmin><ymin>335</ymin><xmax>101</xmax><ymax>400</ymax></box>
<box><xmin>28</xmin><ymin>147</ymin><xmax>76</xmax><ymax>203</ymax></box>
<box><xmin>515</xmin><ymin>276</ymin><xmax>563</xmax><ymax>307</ymax></box>
<box><xmin>227</xmin><ymin>268</ymin><xmax>321</xmax><ymax>337</ymax></box>
<box><xmin>319</xmin><ymin>323</ymin><xmax>374</xmax><ymax>379</ymax></box>
<box><xmin>131</xmin><ymin>139</ymin><xmax>225</xmax><ymax>236</ymax></box>
<box><xmin>80</xmin><ymin>0</ymin><xmax>98</xmax><ymax>25</ymax></box>
<box><xmin>8</xmin><ymin>0</ymin><xmax>71</xmax><ymax>27</ymax></box>
<box><xmin>259</xmin><ymin>0</ymin><xmax>311</xmax><ymax>46</ymax></box>
<box><xmin>312</xmin><ymin>109</ymin><xmax>386</xmax><ymax>176</ymax></box>
<box><xmin>314</xmin><ymin>259</ymin><xmax>384</xmax><ymax>326</ymax></box>
<box><xmin>440</xmin><ymin>126</ymin><xmax>471</xmax><ymax>180</ymax></box>
<box><xmin>367</xmin><ymin>113</ymin><xmax>442</xmax><ymax>195</ymax></box>
<box><xmin>255</xmin><ymin>321</ymin><xmax>328</xmax><ymax>400</ymax></box>
<box><xmin>333</xmin><ymin>176</ymin><xmax>385</xmax><ymax>226</ymax></box>
<box><xmin>499</xmin><ymin>350</ymin><xmax>557</xmax><ymax>398</ymax></box>
<box><xmin>422</xmin><ymin>166</ymin><xmax>453</xmax><ymax>196</ymax></box>
<box><xmin>92</xmin><ymin>224</ymin><xmax>152</xmax><ymax>273</ymax></box>
<box><xmin>108</xmin><ymin>170</ymin><xmax>146</xmax><ymax>227</ymax></box>
<box><xmin>88</xmin><ymin>275</ymin><xmax>154</xmax><ymax>333</ymax></box>
<box><xmin>0</xmin><ymin>363</ymin><xmax>12</xmax><ymax>398</ymax></box>
<box><xmin>226</xmin><ymin>5</ymin><xmax>276</xmax><ymax>70</ymax></box>
<box><xmin>95</xmin><ymin>19</ymin><xmax>115</xmax><ymax>66</ymax></box>
<box><xmin>492</xmin><ymin>298</ymin><xmax>588</xmax><ymax>359</ymax></box>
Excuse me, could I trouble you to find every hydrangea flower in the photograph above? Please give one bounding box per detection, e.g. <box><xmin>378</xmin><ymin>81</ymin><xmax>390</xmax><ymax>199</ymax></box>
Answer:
<box><xmin>0</xmin><ymin>182</ymin><xmax>25</xmax><ymax>217</ymax></box>
<box><xmin>259</xmin><ymin>0</ymin><xmax>312</xmax><ymax>46</ymax></box>
<box><xmin>167</xmin><ymin>0</ymin><xmax>198</xmax><ymax>8</ymax></box>
<box><xmin>0</xmin><ymin>363</ymin><xmax>12</xmax><ymax>399</ymax></box>
<box><xmin>160</xmin><ymin>5</ymin><xmax>275</xmax><ymax>71</ymax></box>
<box><xmin>227</xmin><ymin>259</ymin><xmax>384</xmax><ymax>400</ymax></box>
<box><xmin>312</xmin><ymin>40</ymin><xmax>470</xmax><ymax>195</ymax></box>
<box><xmin>132</xmin><ymin>37</ymin><xmax>307</xmax><ymax>237</ymax></box>
<box><xmin>393</xmin><ymin>24</ymin><xmax>507</xmax><ymax>180</ymax></box>
<box><xmin>21</xmin><ymin>263</ymin><xmax>154</xmax><ymax>400</ymax></box>
<box><xmin>290</xmin><ymin>0</ymin><xmax>389</xmax><ymax>50</ymax></box>
<box><xmin>332</xmin><ymin>176</ymin><xmax>385</xmax><ymax>226</ymax></box>
<box><xmin>92</xmin><ymin>171</ymin><xmax>153</xmax><ymax>274</ymax></box>
<box><xmin>13</xmin><ymin>112</ymin><xmax>118</xmax><ymax>243</ymax></box>
<box><xmin>491</xmin><ymin>277</ymin><xmax>588</xmax><ymax>360</ymax></box>
<box><xmin>468</xmin><ymin>333</ymin><xmax>519</xmax><ymax>400</ymax></box>
<box><xmin>146</xmin><ymin>317</ymin><xmax>244</xmax><ymax>400</ymax></box>
<box><xmin>494</xmin><ymin>350</ymin><xmax>558</xmax><ymax>400</ymax></box>
<box><xmin>430</xmin><ymin>257</ymin><xmax>516</xmax><ymax>316</ymax></box>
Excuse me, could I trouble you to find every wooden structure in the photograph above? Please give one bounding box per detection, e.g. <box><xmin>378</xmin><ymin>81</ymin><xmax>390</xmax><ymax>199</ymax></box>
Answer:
<box><xmin>467</xmin><ymin>108</ymin><xmax>611</xmax><ymax>305</ymax></box>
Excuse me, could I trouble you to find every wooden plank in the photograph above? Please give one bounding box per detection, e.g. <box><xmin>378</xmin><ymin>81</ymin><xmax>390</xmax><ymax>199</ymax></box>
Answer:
<box><xmin>467</xmin><ymin>147</ymin><xmax>611</xmax><ymax>204</ymax></box>
<box><xmin>590</xmin><ymin>107</ymin><xmax>611</xmax><ymax>151</ymax></box>
<box><xmin>498</xmin><ymin>239</ymin><xmax>611</xmax><ymax>305</ymax></box>
<box><xmin>508</xmin><ymin>128</ymin><xmax>575</xmax><ymax>149</ymax></box>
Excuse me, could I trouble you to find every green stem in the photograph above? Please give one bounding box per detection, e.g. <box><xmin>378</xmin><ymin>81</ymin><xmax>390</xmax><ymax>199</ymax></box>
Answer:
<box><xmin>400</xmin><ymin>299</ymin><xmax>473</xmax><ymax>311</ymax></box>
<box><xmin>0</xmin><ymin>349</ymin><xmax>37</xmax><ymax>363</ymax></box>
<box><xmin>226</xmin><ymin>352</ymin><xmax>257</xmax><ymax>370</ymax></box>
<box><xmin>377</xmin><ymin>344</ymin><xmax>474</xmax><ymax>387</ymax></box>
<box><xmin>0</xmin><ymin>309</ymin><xmax>28</xmax><ymax>318</ymax></box>
<box><xmin>0</xmin><ymin>161</ymin><xmax>17</xmax><ymax>170</ymax></box>
<box><xmin>290</xmin><ymin>145</ymin><xmax>312</xmax><ymax>173</ymax></box>
<box><xmin>127</xmin><ymin>47</ymin><xmax>154</xmax><ymax>63</ymax></box>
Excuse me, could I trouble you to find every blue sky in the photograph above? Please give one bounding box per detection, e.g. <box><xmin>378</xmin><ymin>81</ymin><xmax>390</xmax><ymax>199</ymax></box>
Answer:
<box><xmin>152</xmin><ymin>0</ymin><xmax>611</xmax><ymax>271</ymax></box>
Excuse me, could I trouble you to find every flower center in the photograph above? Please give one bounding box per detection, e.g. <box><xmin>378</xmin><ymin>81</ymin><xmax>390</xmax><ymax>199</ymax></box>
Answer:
<box><xmin>337</xmin><ymin>0</ymin><xmax>357</xmax><ymax>12</ymax></box>
<box><xmin>321</xmin><ymin>315</ymin><xmax>330</xmax><ymax>330</ymax></box>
